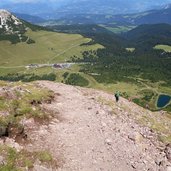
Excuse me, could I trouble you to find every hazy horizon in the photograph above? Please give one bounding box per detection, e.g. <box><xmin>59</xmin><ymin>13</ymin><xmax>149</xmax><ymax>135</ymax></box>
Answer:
<box><xmin>0</xmin><ymin>0</ymin><xmax>171</xmax><ymax>16</ymax></box>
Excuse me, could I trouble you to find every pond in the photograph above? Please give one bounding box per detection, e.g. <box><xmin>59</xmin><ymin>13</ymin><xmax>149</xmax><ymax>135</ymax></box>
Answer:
<box><xmin>157</xmin><ymin>95</ymin><xmax>171</xmax><ymax>108</ymax></box>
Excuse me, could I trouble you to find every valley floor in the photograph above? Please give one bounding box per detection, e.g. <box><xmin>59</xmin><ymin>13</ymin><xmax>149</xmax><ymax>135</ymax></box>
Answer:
<box><xmin>24</xmin><ymin>81</ymin><xmax>171</xmax><ymax>171</ymax></box>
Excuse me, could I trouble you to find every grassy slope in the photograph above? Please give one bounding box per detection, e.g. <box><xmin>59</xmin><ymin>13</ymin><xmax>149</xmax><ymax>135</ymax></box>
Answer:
<box><xmin>154</xmin><ymin>44</ymin><xmax>171</xmax><ymax>52</ymax></box>
<box><xmin>0</xmin><ymin>29</ymin><xmax>103</xmax><ymax>72</ymax></box>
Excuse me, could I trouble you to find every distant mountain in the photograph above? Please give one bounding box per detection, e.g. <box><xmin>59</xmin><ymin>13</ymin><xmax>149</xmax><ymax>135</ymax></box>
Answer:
<box><xmin>0</xmin><ymin>9</ymin><xmax>46</xmax><ymax>44</ymax></box>
<box><xmin>37</xmin><ymin>4</ymin><xmax>171</xmax><ymax>28</ymax></box>
<box><xmin>1</xmin><ymin>0</ymin><xmax>171</xmax><ymax>16</ymax></box>
<box><xmin>39</xmin><ymin>14</ymin><xmax>133</xmax><ymax>26</ymax></box>
<box><xmin>49</xmin><ymin>24</ymin><xmax>124</xmax><ymax>51</ymax></box>
<box><xmin>122</xmin><ymin>4</ymin><xmax>171</xmax><ymax>25</ymax></box>
<box><xmin>14</xmin><ymin>13</ymin><xmax>46</xmax><ymax>24</ymax></box>
<box><xmin>0</xmin><ymin>9</ymin><xmax>26</xmax><ymax>35</ymax></box>
<box><xmin>124</xmin><ymin>23</ymin><xmax>171</xmax><ymax>49</ymax></box>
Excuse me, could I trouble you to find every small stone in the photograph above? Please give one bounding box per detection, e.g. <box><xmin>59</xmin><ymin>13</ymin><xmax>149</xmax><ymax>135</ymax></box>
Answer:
<box><xmin>0</xmin><ymin>156</ymin><xmax>4</xmax><ymax>165</ymax></box>
<box><xmin>165</xmin><ymin>145</ymin><xmax>171</xmax><ymax>162</ymax></box>
<box><xmin>105</xmin><ymin>139</ymin><xmax>112</xmax><ymax>145</ymax></box>
<box><xmin>34</xmin><ymin>165</ymin><xmax>52</xmax><ymax>171</ymax></box>
<box><xmin>128</xmin><ymin>134</ymin><xmax>136</xmax><ymax>142</ymax></box>
<box><xmin>155</xmin><ymin>159</ymin><xmax>162</xmax><ymax>166</ymax></box>
<box><xmin>101</xmin><ymin>122</ymin><xmax>106</xmax><ymax>127</ymax></box>
<box><xmin>131</xmin><ymin>164</ymin><xmax>136</xmax><ymax>169</ymax></box>
<box><xmin>32</xmin><ymin>107</ymin><xmax>36</xmax><ymax>111</ymax></box>
<box><xmin>147</xmin><ymin>168</ymin><xmax>154</xmax><ymax>171</ymax></box>
<box><xmin>93</xmin><ymin>159</ymin><xmax>97</xmax><ymax>164</ymax></box>
<box><xmin>5</xmin><ymin>138</ymin><xmax>23</xmax><ymax>152</ymax></box>
<box><xmin>128</xmin><ymin>132</ymin><xmax>143</xmax><ymax>143</ymax></box>
<box><xmin>21</xmin><ymin>118</ymin><xmax>35</xmax><ymax>128</ymax></box>
<box><xmin>0</xmin><ymin>126</ymin><xmax>7</xmax><ymax>137</ymax></box>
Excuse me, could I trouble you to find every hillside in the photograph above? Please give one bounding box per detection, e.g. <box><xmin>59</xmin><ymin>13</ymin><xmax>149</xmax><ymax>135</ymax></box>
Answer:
<box><xmin>0</xmin><ymin>12</ymin><xmax>170</xmax><ymax>113</ymax></box>
<box><xmin>49</xmin><ymin>24</ymin><xmax>124</xmax><ymax>50</ymax></box>
<box><xmin>0</xmin><ymin>9</ymin><xmax>38</xmax><ymax>44</ymax></box>
<box><xmin>0</xmin><ymin>10</ymin><xmax>103</xmax><ymax>76</ymax></box>
<box><xmin>124</xmin><ymin>23</ymin><xmax>171</xmax><ymax>49</ymax></box>
<box><xmin>0</xmin><ymin>9</ymin><xmax>25</xmax><ymax>34</ymax></box>
<box><xmin>37</xmin><ymin>5</ymin><xmax>171</xmax><ymax>35</ymax></box>
<box><xmin>129</xmin><ymin>5</ymin><xmax>171</xmax><ymax>25</ymax></box>
<box><xmin>14</xmin><ymin>13</ymin><xmax>46</xmax><ymax>24</ymax></box>
<box><xmin>0</xmin><ymin>81</ymin><xmax>171</xmax><ymax>170</ymax></box>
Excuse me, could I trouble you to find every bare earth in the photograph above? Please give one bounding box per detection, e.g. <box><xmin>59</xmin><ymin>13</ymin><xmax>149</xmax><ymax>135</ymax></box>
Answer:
<box><xmin>26</xmin><ymin>81</ymin><xmax>171</xmax><ymax>171</ymax></box>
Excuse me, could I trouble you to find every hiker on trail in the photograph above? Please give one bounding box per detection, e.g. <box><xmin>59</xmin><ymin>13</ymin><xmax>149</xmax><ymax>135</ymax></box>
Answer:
<box><xmin>114</xmin><ymin>91</ymin><xmax>120</xmax><ymax>102</ymax></box>
<box><xmin>146</xmin><ymin>104</ymin><xmax>149</xmax><ymax>109</ymax></box>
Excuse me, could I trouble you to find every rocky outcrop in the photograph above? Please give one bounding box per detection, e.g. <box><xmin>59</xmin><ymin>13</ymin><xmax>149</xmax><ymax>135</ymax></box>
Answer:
<box><xmin>0</xmin><ymin>126</ymin><xmax>8</xmax><ymax>137</ymax></box>
<box><xmin>165</xmin><ymin>144</ymin><xmax>171</xmax><ymax>162</ymax></box>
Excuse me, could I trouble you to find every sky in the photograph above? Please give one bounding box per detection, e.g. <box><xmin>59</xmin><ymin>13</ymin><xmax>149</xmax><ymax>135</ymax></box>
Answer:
<box><xmin>0</xmin><ymin>0</ymin><xmax>63</xmax><ymax>3</ymax></box>
<box><xmin>0</xmin><ymin>0</ymin><xmax>171</xmax><ymax>15</ymax></box>
<box><xmin>1</xmin><ymin>0</ymin><xmax>170</xmax><ymax>4</ymax></box>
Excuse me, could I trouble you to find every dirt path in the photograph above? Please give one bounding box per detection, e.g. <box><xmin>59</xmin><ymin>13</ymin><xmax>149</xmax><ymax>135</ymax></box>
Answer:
<box><xmin>27</xmin><ymin>81</ymin><xmax>170</xmax><ymax>171</ymax></box>
<box><xmin>48</xmin><ymin>43</ymin><xmax>80</xmax><ymax>64</ymax></box>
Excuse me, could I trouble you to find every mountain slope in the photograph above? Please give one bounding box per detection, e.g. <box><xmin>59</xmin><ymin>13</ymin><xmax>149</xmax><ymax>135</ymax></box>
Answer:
<box><xmin>0</xmin><ymin>9</ymin><xmax>37</xmax><ymax>44</ymax></box>
<box><xmin>37</xmin><ymin>5</ymin><xmax>171</xmax><ymax>31</ymax></box>
<box><xmin>133</xmin><ymin>5</ymin><xmax>171</xmax><ymax>25</ymax></box>
<box><xmin>122</xmin><ymin>5</ymin><xmax>171</xmax><ymax>25</ymax></box>
<box><xmin>49</xmin><ymin>24</ymin><xmax>124</xmax><ymax>51</ymax></box>
<box><xmin>1</xmin><ymin>80</ymin><xmax>171</xmax><ymax>170</ymax></box>
<box><xmin>14</xmin><ymin>13</ymin><xmax>46</xmax><ymax>24</ymax></box>
<box><xmin>0</xmin><ymin>9</ymin><xmax>25</xmax><ymax>34</ymax></box>
<box><xmin>124</xmin><ymin>23</ymin><xmax>171</xmax><ymax>48</ymax></box>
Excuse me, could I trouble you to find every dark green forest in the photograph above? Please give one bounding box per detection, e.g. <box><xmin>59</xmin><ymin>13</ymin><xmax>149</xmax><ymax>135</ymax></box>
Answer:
<box><xmin>52</xmin><ymin>24</ymin><xmax>171</xmax><ymax>86</ymax></box>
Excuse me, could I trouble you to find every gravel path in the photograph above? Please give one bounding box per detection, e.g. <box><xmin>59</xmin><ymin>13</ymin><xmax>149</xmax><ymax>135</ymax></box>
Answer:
<box><xmin>27</xmin><ymin>81</ymin><xmax>170</xmax><ymax>171</ymax></box>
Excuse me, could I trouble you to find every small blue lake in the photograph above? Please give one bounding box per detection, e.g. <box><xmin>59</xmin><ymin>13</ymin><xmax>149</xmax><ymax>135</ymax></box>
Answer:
<box><xmin>157</xmin><ymin>95</ymin><xmax>171</xmax><ymax>108</ymax></box>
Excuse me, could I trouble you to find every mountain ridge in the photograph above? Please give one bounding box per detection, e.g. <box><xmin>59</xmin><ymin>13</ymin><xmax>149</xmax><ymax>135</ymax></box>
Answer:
<box><xmin>124</xmin><ymin>23</ymin><xmax>171</xmax><ymax>49</ymax></box>
<box><xmin>0</xmin><ymin>9</ymin><xmax>47</xmax><ymax>44</ymax></box>
<box><xmin>0</xmin><ymin>9</ymin><xmax>25</xmax><ymax>35</ymax></box>
<box><xmin>0</xmin><ymin>80</ymin><xmax>171</xmax><ymax>170</ymax></box>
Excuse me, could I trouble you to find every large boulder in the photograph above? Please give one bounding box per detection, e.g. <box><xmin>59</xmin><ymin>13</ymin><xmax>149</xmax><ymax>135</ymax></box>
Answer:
<box><xmin>165</xmin><ymin>144</ymin><xmax>171</xmax><ymax>162</ymax></box>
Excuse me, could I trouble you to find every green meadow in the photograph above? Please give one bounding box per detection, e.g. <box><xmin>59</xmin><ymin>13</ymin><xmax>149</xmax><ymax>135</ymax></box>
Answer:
<box><xmin>154</xmin><ymin>44</ymin><xmax>171</xmax><ymax>52</ymax></box>
<box><xmin>0</xmin><ymin>29</ymin><xmax>103</xmax><ymax>72</ymax></box>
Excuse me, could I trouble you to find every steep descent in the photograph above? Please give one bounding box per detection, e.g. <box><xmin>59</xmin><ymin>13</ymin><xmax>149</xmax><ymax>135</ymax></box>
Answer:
<box><xmin>25</xmin><ymin>81</ymin><xmax>171</xmax><ymax>171</ymax></box>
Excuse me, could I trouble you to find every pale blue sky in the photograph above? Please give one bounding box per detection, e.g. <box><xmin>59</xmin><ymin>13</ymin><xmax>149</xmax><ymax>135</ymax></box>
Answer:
<box><xmin>0</xmin><ymin>0</ymin><xmax>171</xmax><ymax>15</ymax></box>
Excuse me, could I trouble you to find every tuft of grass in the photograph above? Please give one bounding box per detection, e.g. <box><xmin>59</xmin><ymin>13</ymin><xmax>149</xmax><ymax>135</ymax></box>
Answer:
<box><xmin>0</xmin><ymin>82</ymin><xmax>55</xmax><ymax>139</ymax></box>
<box><xmin>97</xmin><ymin>97</ymin><xmax>117</xmax><ymax>115</ymax></box>
<box><xmin>0</xmin><ymin>145</ymin><xmax>55</xmax><ymax>170</ymax></box>
<box><xmin>0</xmin><ymin>146</ymin><xmax>19</xmax><ymax>171</ymax></box>
<box><xmin>158</xmin><ymin>135</ymin><xmax>171</xmax><ymax>144</ymax></box>
<box><xmin>0</xmin><ymin>97</ymin><xmax>8</xmax><ymax>111</ymax></box>
<box><xmin>0</xmin><ymin>81</ymin><xmax>8</xmax><ymax>87</ymax></box>
<box><xmin>37</xmin><ymin>151</ymin><xmax>53</xmax><ymax>163</ymax></box>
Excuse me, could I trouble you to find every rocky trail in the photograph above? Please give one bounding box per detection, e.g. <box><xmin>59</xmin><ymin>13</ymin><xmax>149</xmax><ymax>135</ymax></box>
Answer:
<box><xmin>1</xmin><ymin>81</ymin><xmax>171</xmax><ymax>171</ymax></box>
<box><xmin>23</xmin><ymin>81</ymin><xmax>171</xmax><ymax>171</ymax></box>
